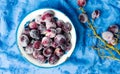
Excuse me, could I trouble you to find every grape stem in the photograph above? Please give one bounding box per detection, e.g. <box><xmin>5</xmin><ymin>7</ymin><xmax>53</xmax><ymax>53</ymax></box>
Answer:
<box><xmin>79</xmin><ymin>7</ymin><xmax>120</xmax><ymax>61</ymax></box>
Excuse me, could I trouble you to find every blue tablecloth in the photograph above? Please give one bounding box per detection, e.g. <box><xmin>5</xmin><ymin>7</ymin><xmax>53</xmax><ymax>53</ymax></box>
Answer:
<box><xmin>0</xmin><ymin>0</ymin><xmax>120</xmax><ymax>74</ymax></box>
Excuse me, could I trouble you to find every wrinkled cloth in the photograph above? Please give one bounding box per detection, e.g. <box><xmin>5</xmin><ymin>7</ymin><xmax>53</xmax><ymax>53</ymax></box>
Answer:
<box><xmin>0</xmin><ymin>0</ymin><xmax>120</xmax><ymax>74</ymax></box>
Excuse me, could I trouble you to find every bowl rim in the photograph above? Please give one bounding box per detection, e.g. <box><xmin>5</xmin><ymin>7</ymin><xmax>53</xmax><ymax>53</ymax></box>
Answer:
<box><xmin>16</xmin><ymin>8</ymin><xmax>77</xmax><ymax>68</ymax></box>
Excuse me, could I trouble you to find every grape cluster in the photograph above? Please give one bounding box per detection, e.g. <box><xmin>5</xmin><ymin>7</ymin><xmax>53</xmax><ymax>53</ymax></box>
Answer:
<box><xmin>19</xmin><ymin>10</ymin><xmax>72</xmax><ymax>64</ymax></box>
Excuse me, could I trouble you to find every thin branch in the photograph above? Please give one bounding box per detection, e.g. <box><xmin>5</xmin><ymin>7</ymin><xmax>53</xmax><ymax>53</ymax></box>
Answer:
<box><xmin>80</xmin><ymin>7</ymin><xmax>120</xmax><ymax>55</ymax></box>
<box><xmin>79</xmin><ymin>7</ymin><xmax>120</xmax><ymax>61</ymax></box>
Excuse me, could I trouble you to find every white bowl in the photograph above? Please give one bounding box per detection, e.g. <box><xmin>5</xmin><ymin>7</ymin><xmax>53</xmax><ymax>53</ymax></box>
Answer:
<box><xmin>17</xmin><ymin>8</ymin><xmax>76</xmax><ymax>67</ymax></box>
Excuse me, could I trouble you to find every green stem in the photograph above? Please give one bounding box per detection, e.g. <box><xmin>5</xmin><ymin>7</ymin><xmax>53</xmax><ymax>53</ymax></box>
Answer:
<box><xmin>79</xmin><ymin>7</ymin><xmax>86</xmax><ymax>13</ymax></box>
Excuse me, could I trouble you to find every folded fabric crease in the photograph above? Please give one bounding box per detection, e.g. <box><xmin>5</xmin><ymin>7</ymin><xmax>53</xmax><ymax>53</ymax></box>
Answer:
<box><xmin>0</xmin><ymin>0</ymin><xmax>120</xmax><ymax>74</ymax></box>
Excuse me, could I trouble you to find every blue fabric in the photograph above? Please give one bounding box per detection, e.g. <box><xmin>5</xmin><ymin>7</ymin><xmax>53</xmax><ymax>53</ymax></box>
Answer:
<box><xmin>0</xmin><ymin>0</ymin><xmax>120</xmax><ymax>74</ymax></box>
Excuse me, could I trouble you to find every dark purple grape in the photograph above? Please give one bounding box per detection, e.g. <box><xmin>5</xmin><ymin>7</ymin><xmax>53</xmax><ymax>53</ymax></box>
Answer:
<box><xmin>45</xmin><ymin>10</ymin><xmax>55</xmax><ymax>15</ymax></box>
<box><xmin>62</xmin><ymin>22</ymin><xmax>72</xmax><ymax>33</ymax></box>
<box><xmin>56</xmin><ymin>28</ymin><xmax>62</xmax><ymax>34</ymax></box>
<box><xmin>29</xmin><ymin>21</ymin><xmax>38</xmax><ymax>29</ymax></box>
<box><xmin>64</xmin><ymin>33</ymin><xmax>71</xmax><ymax>42</ymax></box>
<box><xmin>43</xmin><ymin>48</ymin><xmax>53</xmax><ymax>57</ymax></box>
<box><xmin>52</xmin><ymin>17</ymin><xmax>58</xmax><ymax>22</ymax></box>
<box><xmin>54</xmin><ymin>34</ymin><xmax>66</xmax><ymax>45</ymax></box>
<box><xmin>92</xmin><ymin>10</ymin><xmax>100</xmax><ymax>19</ymax></box>
<box><xmin>79</xmin><ymin>13</ymin><xmax>88</xmax><ymax>23</ymax></box>
<box><xmin>108</xmin><ymin>25</ymin><xmax>119</xmax><ymax>33</ymax></box>
<box><xmin>25</xmin><ymin>44</ymin><xmax>34</xmax><ymax>54</ymax></box>
<box><xmin>102</xmin><ymin>31</ymin><xmax>114</xmax><ymax>42</ymax></box>
<box><xmin>51</xmin><ymin>42</ymin><xmax>58</xmax><ymax>48</ymax></box>
<box><xmin>37</xmin><ymin>54</ymin><xmax>46</xmax><ymax>63</ymax></box>
<box><xmin>35</xmin><ymin>15</ymin><xmax>45</xmax><ymax>24</ymax></box>
<box><xmin>41</xmin><ymin>37</ymin><xmax>52</xmax><ymax>47</ymax></box>
<box><xmin>60</xmin><ymin>44</ymin><xmax>66</xmax><ymax>50</ymax></box>
<box><xmin>54</xmin><ymin>48</ymin><xmax>64</xmax><ymax>57</ymax></box>
<box><xmin>56</xmin><ymin>20</ymin><xmax>65</xmax><ymax>27</ymax></box>
<box><xmin>29</xmin><ymin>29</ymin><xmax>40</xmax><ymax>39</ymax></box>
<box><xmin>49</xmin><ymin>54</ymin><xmax>59</xmax><ymax>64</ymax></box>
<box><xmin>32</xmin><ymin>50</ymin><xmax>39</xmax><ymax>59</ymax></box>
<box><xmin>41</xmin><ymin>10</ymin><xmax>55</xmax><ymax>20</ymax></box>
<box><xmin>22</xmin><ymin>27</ymin><xmax>30</xmax><ymax>35</ymax></box>
<box><xmin>65</xmin><ymin>42</ymin><xmax>72</xmax><ymax>51</ymax></box>
<box><xmin>20</xmin><ymin>34</ymin><xmax>29</xmax><ymax>47</ymax></box>
<box><xmin>33</xmin><ymin>41</ymin><xmax>42</xmax><ymax>49</ymax></box>
<box><xmin>45</xmin><ymin>29</ymin><xmax>56</xmax><ymax>38</ymax></box>
<box><xmin>38</xmin><ymin>24</ymin><xmax>46</xmax><ymax>34</ymax></box>
<box><xmin>46</xmin><ymin>21</ymin><xmax>56</xmax><ymax>29</ymax></box>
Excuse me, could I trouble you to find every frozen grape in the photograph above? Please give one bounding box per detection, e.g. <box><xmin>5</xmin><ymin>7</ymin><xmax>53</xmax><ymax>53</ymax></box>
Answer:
<box><xmin>54</xmin><ymin>48</ymin><xmax>64</xmax><ymax>57</ymax></box>
<box><xmin>45</xmin><ymin>28</ymin><xmax>56</xmax><ymax>38</ymax></box>
<box><xmin>60</xmin><ymin>44</ymin><xmax>66</xmax><ymax>50</ymax></box>
<box><xmin>92</xmin><ymin>10</ymin><xmax>100</xmax><ymax>19</ymax></box>
<box><xmin>29</xmin><ymin>29</ymin><xmax>40</xmax><ymax>39</ymax></box>
<box><xmin>25</xmin><ymin>44</ymin><xmax>34</xmax><ymax>54</ymax></box>
<box><xmin>52</xmin><ymin>17</ymin><xmax>58</xmax><ymax>22</ymax></box>
<box><xmin>56</xmin><ymin>28</ymin><xmax>62</xmax><ymax>34</ymax></box>
<box><xmin>44</xmin><ymin>10</ymin><xmax>55</xmax><ymax>16</ymax></box>
<box><xmin>63</xmin><ymin>22</ymin><xmax>72</xmax><ymax>33</ymax></box>
<box><xmin>64</xmin><ymin>33</ymin><xmax>71</xmax><ymax>42</ymax></box>
<box><xmin>57</xmin><ymin>20</ymin><xmax>65</xmax><ymax>28</ymax></box>
<box><xmin>54</xmin><ymin>34</ymin><xmax>66</xmax><ymax>45</ymax></box>
<box><xmin>37</xmin><ymin>54</ymin><xmax>46</xmax><ymax>63</ymax></box>
<box><xmin>65</xmin><ymin>42</ymin><xmax>72</xmax><ymax>51</ymax></box>
<box><xmin>29</xmin><ymin>21</ymin><xmax>38</xmax><ymax>29</ymax></box>
<box><xmin>79</xmin><ymin>13</ymin><xmax>88</xmax><ymax>23</ymax></box>
<box><xmin>22</xmin><ymin>27</ymin><xmax>30</xmax><ymax>35</ymax></box>
<box><xmin>41</xmin><ymin>37</ymin><xmax>52</xmax><ymax>47</ymax></box>
<box><xmin>20</xmin><ymin>34</ymin><xmax>29</xmax><ymax>47</ymax></box>
<box><xmin>77</xmin><ymin>0</ymin><xmax>86</xmax><ymax>7</ymax></box>
<box><xmin>43</xmin><ymin>48</ymin><xmax>53</xmax><ymax>57</ymax></box>
<box><xmin>38</xmin><ymin>24</ymin><xmax>46</xmax><ymax>34</ymax></box>
<box><xmin>41</xmin><ymin>10</ymin><xmax>55</xmax><ymax>20</ymax></box>
<box><xmin>51</xmin><ymin>42</ymin><xmax>58</xmax><ymax>48</ymax></box>
<box><xmin>49</xmin><ymin>54</ymin><xmax>59</xmax><ymax>64</ymax></box>
<box><xmin>35</xmin><ymin>15</ymin><xmax>43</xmax><ymax>24</ymax></box>
<box><xmin>108</xmin><ymin>25</ymin><xmax>119</xmax><ymax>33</ymax></box>
<box><xmin>102</xmin><ymin>31</ymin><xmax>114</xmax><ymax>42</ymax></box>
<box><xmin>32</xmin><ymin>50</ymin><xmax>40</xmax><ymax>59</ymax></box>
<box><xmin>46</xmin><ymin>20</ymin><xmax>56</xmax><ymax>29</ymax></box>
<box><xmin>33</xmin><ymin>41</ymin><xmax>42</xmax><ymax>50</ymax></box>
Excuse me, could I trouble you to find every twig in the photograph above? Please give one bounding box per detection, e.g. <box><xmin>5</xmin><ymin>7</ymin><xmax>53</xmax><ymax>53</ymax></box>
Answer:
<box><xmin>79</xmin><ymin>7</ymin><xmax>120</xmax><ymax>61</ymax></box>
<box><xmin>80</xmin><ymin>7</ymin><xmax>120</xmax><ymax>55</ymax></box>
